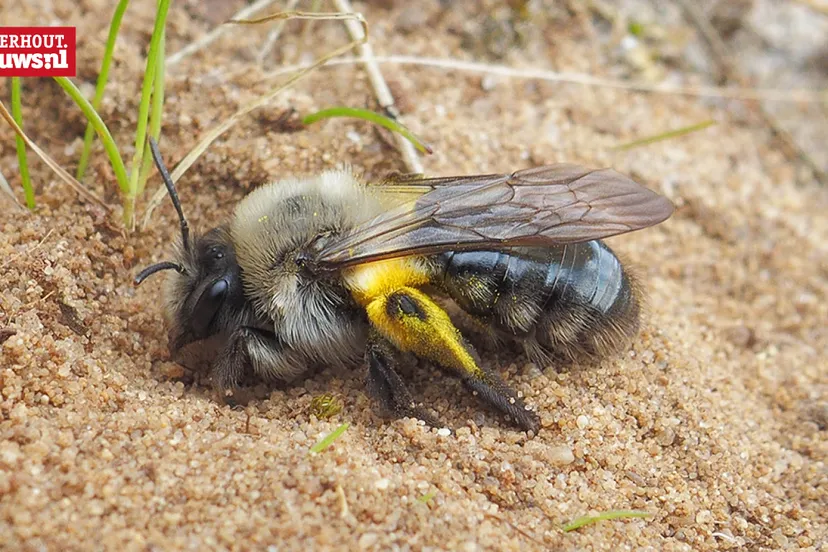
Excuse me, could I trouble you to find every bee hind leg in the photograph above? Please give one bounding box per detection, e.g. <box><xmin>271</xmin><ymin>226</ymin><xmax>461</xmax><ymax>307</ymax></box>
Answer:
<box><xmin>365</xmin><ymin>287</ymin><xmax>540</xmax><ymax>433</ymax></box>
<box><xmin>366</xmin><ymin>331</ymin><xmax>444</xmax><ymax>428</ymax></box>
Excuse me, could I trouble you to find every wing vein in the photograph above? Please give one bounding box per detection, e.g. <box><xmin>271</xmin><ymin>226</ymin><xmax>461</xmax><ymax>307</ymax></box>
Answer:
<box><xmin>316</xmin><ymin>164</ymin><xmax>673</xmax><ymax>268</ymax></box>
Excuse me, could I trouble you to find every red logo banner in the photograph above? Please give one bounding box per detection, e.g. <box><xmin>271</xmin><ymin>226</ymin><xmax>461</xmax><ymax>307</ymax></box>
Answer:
<box><xmin>0</xmin><ymin>27</ymin><xmax>76</xmax><ymax>77</ymax></box>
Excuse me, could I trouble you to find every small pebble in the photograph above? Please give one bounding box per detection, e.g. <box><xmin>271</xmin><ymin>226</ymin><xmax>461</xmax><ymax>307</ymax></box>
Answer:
<box><xmin>547</xmin><ymin>446</ymin><xmax>575</xmax><ymax>465</ymax></box>
<box><xmin>358</xmin><ymin>532</ymin><xmax>379</xmax><ymax>549</ymax></box>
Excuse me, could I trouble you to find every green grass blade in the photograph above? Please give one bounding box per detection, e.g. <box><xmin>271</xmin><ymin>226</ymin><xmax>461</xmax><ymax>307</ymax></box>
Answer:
<box><xmin>613</xmin><ymin>120</ymin><xmax>716</xmax><ymax>151</ymax></box>
<box><xmin>53</xmin><ymin>77</ymin><xmax>129</xmax><ymax>194</ymax></box>
<box><xmin>417</xmin><ymin>490</ymin><xmax>438</xmax><ymax>504</ymax></box>
<box><xmin>302</xmin><ymin>106</ymin><xmax>433</xmax><ymax>154</ymax></box>
<box><xmin>76</xmin><ymin>0</ymin><xmax>130</xmax><ymax>182</ymax></box>
<box><xmin>309</xmin><ymin>422</ymin><xmax>350</xmax><ymax>454</ymax></box>
<box><xmin>125</xmin><ymin>0</ymin><xmax>170</xmax><ymax>225</ymax></box>
<box><xmin>10</xmin><ymin>77</ymin><xmax>35</xmax><ymax>210</ymax></box>
<box><xmin>136</xmin><ymin>29</ymin><xmax>166</xmax><ymax>194</ymax></box>
<box><xmin>562</xmin><ymin>510</ymin><xmax>652</xmax><ymax>532</ymax></box>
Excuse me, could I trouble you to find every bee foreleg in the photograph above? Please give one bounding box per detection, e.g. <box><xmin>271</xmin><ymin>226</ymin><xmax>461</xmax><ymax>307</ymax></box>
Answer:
<box><xmin>365</xmin><ymin>331</ymin><xmax>444</xmax><ymax>427</ymax></box>
<box><xmin>212</xmin><ymin>326</ymin><xmax>299</xmax><ymax>403</ymax></box>
<box><xmin>211</xmin><ymin>328</ymin><xmax>253</xmax><ymax>404</ymax></box>
<box><xmin>364</xmin><ymin>287</ymin><xmax>540</xmax><ymax>433</ymax></box>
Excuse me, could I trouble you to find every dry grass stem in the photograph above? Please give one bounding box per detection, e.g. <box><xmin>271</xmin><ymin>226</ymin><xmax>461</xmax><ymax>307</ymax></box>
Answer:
<box><xmin>0</xmin><ymin>100</ymin><xmax>110</xmax><ymax>211</ymax></box>
<box><xmin>259</xmin><ymin>55</ymin><xmax>825</xmax><ymax>103</ymax></box>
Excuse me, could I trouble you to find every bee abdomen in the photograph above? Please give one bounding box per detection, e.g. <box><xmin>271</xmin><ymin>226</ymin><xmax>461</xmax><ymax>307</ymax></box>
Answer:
<box><xmin>434</xmin><ymin>241</ymin><xmax>640</xmax><ymax>362</ymax></box>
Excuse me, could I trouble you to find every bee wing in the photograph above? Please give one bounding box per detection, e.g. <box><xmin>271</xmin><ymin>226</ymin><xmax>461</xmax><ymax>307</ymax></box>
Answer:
<box><xmin>315</xmin><ymin>164</ymin><xmax>674</xmax><ymax>268</ymax></box>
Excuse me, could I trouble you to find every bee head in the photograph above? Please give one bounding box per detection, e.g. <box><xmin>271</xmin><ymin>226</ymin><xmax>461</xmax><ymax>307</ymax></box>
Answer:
<box><xmin>134</xmin><ymin>138</ymin><xmax>245</xmax><ymax>352</ymax></box>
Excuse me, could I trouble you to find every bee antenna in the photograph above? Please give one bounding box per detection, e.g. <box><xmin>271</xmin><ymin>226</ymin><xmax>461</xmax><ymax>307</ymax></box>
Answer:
<box><xmin>134</xmin><ymin>261</ymin><xmax>185</xmax><ymax>286</ymax></box>
<box><xmin>148</xmin><ymin>136</ymin><xmax>190</xmax><ymax>252</ymax></box>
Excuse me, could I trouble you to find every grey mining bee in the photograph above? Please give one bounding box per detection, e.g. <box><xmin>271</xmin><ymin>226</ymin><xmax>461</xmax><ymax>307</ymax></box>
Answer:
<box><xmin>135</xmin><ymin>138</ymin><xmax>673</xmax><ymax>432</ymax></box>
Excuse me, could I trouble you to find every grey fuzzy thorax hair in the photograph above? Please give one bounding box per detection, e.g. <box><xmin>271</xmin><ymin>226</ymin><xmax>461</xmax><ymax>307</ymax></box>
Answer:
<box><xmin>228</xmin><ymin>170</ymin><xmax>388</xmax><ymax>370</ymax></box>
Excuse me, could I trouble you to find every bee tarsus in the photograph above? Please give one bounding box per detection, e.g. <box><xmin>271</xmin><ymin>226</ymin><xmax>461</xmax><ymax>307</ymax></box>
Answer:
<box><xmin>365</xmin><ymin>332</ymin><xmax>445</xmax><ymax>428</ymax></box>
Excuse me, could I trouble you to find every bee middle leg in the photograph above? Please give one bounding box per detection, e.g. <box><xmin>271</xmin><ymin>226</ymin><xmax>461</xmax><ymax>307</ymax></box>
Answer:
<box><xmin>365</xmin><ymin>287</ymin><xmax>540</xmax><ymax>432</ymax></box>
<box><xmin>365</xmin><ymin>331</ymin><xmax>444</xmax><ymax>427</ymax></box>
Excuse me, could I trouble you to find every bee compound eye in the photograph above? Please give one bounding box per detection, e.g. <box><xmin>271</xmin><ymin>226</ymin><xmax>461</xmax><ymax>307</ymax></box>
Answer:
<box><xmin>208</xmin><ymin>278</ymin><xmax>228</xmax><ymax>299</ymax></box>
<box><xmin>191</xmin><ymin>278</ymin><xmax>229</xmax><ymax>336</ymax></box>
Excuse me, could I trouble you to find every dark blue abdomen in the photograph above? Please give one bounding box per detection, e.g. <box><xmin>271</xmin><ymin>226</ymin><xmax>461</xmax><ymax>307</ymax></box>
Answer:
<box><xmin>432</xmin><ymin>241</ymin><xmax>639</xmax><ymax>360</ymax></box>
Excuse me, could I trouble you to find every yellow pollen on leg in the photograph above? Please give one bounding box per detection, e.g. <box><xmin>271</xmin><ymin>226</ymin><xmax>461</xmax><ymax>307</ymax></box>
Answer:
<box><xmin>364</xmin><ymin>286</ymin><xmax>484</xmax><ymax>380</ymax></box>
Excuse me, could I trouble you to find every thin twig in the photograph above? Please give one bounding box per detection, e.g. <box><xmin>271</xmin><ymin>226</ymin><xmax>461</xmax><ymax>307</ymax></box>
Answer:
<box><xmin>257</xmin><ymin>0</ymin><xmax>300</xmax><ymax>66</ymax></box>
<box><xmin>0</xmin><ymin>100</ymin><xmax>111</xmax><ymax>211</ymax></box>
<box><xmin>761</xmin><ymin>111</ymin><xmax>827</xmax><ymax>185</ymax></box>
<box><xmin>331</xmin><ymin>0</ymin><xmax>423</xmax><ymax>174</ymax></box>
<box><xmin>676</xmin><ymin>0</ymin><xmax>827</xmax><ymax>185</ymax></box>
<box><xmin>483</xmin><ymin>511</ymin><xmax>545</xmax><ymax>546</ymax></box>
<box><xmin>1</xmin><ymin>229</ymin><xmax>54</xmax><ymax>270</ymax></box>
<box><xmin>676</xmin><ymin>0</ymin><xmax>734</xmax><ymax>83</ymax></box>
<box><xmin>20</xmin><ymin>290</ymin><xmax>56</xmax><ymax>311</ymax></box>
<box><xmin>166</xmin><ymin>0</ymin><xmax>279</xmax><ymax>67</ymax></box>
<box><xmin>257</xmin><ymin>55</ymin><xmax>826</xmax><ymax>103</ymax></box>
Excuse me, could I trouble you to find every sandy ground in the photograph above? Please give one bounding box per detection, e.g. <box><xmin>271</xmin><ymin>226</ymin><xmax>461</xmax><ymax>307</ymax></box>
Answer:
<box><xmin>1</xmin><ymin>0</ymin><xmax>826</xmax><ymax>550</ymax></box>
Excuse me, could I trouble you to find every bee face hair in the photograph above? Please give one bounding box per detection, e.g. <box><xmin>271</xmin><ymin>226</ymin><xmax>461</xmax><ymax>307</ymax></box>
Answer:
<box><xmin>134</xmin><ymin>139</ymin><xmax>252</xmax><ymax>354</ymax></box>
<box><xmin>161</xmin><ymin>225</ymin><xmax>248</xmax><ymax>352</ymax></box>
